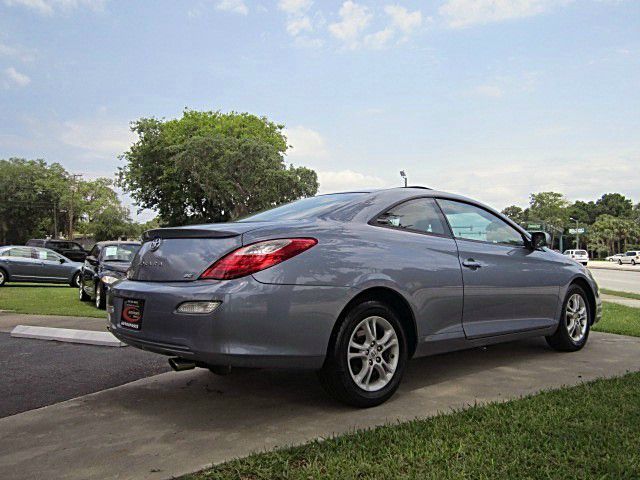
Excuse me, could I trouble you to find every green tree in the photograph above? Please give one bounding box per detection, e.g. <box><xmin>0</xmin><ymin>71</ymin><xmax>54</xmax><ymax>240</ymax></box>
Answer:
<box><xmin>118</xmin><ymin>110</ymin><xmax>318</xmax><ymax>226</ymax></box>
<box><xmin>568</xmin><ymin>200</ymin><xmax>598</xmax><ymax>225</ymax></box>
<box><xmin>595</xmin><ymin>193</ymin><xmax>633</xmax><ymax>218</ymax></box>
<box><xmin>528</xmin><ymin>192</ymin><xmax>569</xmax><ymax>247</ymax></box>
<box><xmin>501</xmin><ymin>205</ymin><xmax>525</xmax><ymax>225</ymax></box>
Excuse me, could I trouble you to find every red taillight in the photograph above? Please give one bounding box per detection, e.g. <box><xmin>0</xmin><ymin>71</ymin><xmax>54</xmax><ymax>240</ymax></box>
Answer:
<box><xmin>200</xmin><ymin>238</ymin><xmax>317</xmax><ymax>280</ymax></box>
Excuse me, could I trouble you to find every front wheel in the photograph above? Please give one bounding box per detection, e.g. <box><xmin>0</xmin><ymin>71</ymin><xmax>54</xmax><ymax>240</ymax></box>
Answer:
<box><xmin>546</xmin><ymin>285</ymin><xmax>591</xmax><ymax>352</ymax></box>
<box><xmin>0</xmin><ymin>268</ymin><xmax>7</xmax><ymax>287</ymax></box>
<box><xmin>318</xmin><ymin>300</ymin><xmax>408</xmax><ymax>408</ymax></box>
<box><xmin>70</xmin><ymin>272</ymin><xmax>81</xmax><ymax>288</ymax></box>
<box><xmin>95</xmin><ymin>282</ymin><xmax>106</xmax><ymax>309</ymax></box>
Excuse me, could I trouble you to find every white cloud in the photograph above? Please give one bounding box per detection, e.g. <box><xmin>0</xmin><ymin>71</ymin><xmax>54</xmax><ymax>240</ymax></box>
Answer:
<box><xmin>474</xmin><ymin>84</ymin><xmax>503</xmax><ymax>98</ymax></box>
<box><xmin>328</xmin><ymin>1</ymin><xmax>372</xmax><ymax>49</ymax></box>
<box><xmin>278</xmin><ymin>0</ymin><xmax>312</xmax><ymax>15</ymax></box>
<box><xmin>287</xmin><ymin>16</ymin><xmax>313</xmax><ymax>35</ymax></box>
<box><xmin>3</xmin><ymin>66</ymin><xmax>30</xmax><ymax>88</ymax></box>
<box><xmin>284</xmin><ymin>126</ymin><xmax>327</xmax><ymax>159</ymax></box>
<box><xmin>0</xmin><ymin>41</ymin><xmax>35</xmax><ymax>62</ymax></box>
<box><xmin>215</xmin><ymin>0</ymin><xmax>248</xmax><ymax>15</ymax></box>
<box><xmin>3</xmin><ymin>0</ymin><xmax>106</xmax><ymax>15</ymax></box>
<box><xmin>439</xmin><ymin>0</ymin><xmax>571</xmax><ymax>28</ymax></box>
<box><xmin>58</xmin><ymin>119</ymin><xmax>136</xmax><ymax>155</ymax></box>
<box><xmin>364</xmin><ymin>28</ymin><xmax>395</xmax><ymax>49</ymax></box>
<box><xmin>384</xmin><ymin>5</ymin><xmax>422</xmax><ymax>34</ymax></box>
<box><xmin>317</xmin><ymin>169</ymin><xmax>389</xmax><ymax>193</ymax></box>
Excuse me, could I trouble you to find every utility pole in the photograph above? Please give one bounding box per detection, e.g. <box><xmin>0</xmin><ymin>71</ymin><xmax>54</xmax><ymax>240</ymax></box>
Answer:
<box><xmin>68</xmin><ymin>173</ymin><xmax>82</xmax><ymax>240</ymax></box>
<box><xmin>53</xmin><ymin>201</ymin><xmax>58</xmax><ymax>239</ymax></box>
<box><xmin>570</xmin><ymin>217</ymin><xmax>579</xmax><ymax>249</ymax></box>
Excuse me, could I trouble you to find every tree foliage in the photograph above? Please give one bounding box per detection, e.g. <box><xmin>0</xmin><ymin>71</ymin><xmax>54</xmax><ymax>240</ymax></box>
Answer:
<box><xmin>0</xmin><ymin>158</ymin><xmax>138</xmax><ymax>245</ymax></box>
<box><xmin>118</xmin><ymin>110</ymin><xmax>319</xmax><ymax>226</ymax></box>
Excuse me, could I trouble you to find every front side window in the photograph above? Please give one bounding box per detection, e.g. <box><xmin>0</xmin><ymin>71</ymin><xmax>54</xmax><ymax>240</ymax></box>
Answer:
<box><xmin>438</xmin><ymin>199</ymin><xmax>524</xmax><ymax>246</ymax></box>
<box><xmin>375</xmin><ymin>198</ymin><xmax>448</xmax><ymax>236</ymax></box>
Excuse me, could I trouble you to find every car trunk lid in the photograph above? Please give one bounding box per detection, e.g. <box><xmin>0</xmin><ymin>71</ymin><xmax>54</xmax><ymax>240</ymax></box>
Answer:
<box><xmin>129</xmin><ymin>223</ymin><xmax>262</xmax><ymax>282</ymax></box>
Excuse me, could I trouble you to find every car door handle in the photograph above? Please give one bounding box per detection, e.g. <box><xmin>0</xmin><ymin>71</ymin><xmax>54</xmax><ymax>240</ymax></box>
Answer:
<box><xmin>462</xmin><ymin>259</ymin><xmax>482</xmax><ymax>269</ymax></box>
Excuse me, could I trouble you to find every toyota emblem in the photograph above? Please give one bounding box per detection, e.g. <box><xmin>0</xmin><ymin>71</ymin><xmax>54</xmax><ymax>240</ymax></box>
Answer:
<box><xmin>149</xmin><ymin>237</ymin><xmax>162</xmax><ymax>251</ymax></box>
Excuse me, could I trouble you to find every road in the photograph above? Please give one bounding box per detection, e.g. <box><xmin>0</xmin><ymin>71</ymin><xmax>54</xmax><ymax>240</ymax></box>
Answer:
<box><xmin>589</xmin><ymin>268</ymin><xmax>640</xmax><ymax>294</ymax></box>
<box><xmin>0</xmin><ymin>333</ymin><xmax>170</xmax><ymax>418</ymax></box>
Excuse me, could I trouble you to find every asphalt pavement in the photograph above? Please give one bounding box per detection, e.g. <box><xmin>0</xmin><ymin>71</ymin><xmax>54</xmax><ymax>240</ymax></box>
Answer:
<box><xmin>0</xmin><ymin>333</ymin><xmax>170</xmax><ymax>418</ymax></box>
<box><xmin>589</xmin><ymin>268</ymin><xmax>640</xmax><ymax>294</ymax></box>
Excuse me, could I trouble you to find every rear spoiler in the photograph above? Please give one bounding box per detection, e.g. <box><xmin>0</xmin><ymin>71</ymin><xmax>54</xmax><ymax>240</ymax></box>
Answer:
<box><xmin>142</xmin><ymin>228</ymin><xmax>240</xmax><ymax>241</ymax></box>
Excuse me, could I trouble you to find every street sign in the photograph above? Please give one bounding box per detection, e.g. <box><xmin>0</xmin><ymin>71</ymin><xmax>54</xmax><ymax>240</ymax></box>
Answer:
<box><xmin>569</xmin><ymin>228</ymin><xmax>585</xmax><ymax>234</ymax></box>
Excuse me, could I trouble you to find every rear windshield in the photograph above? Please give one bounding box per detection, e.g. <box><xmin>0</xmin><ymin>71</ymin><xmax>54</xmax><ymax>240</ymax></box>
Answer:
<box><xmin>101</xmin><ymin>244</ymin><xmax>140</xmax><ymax>262</ymax></box>
<box><xmin>576</xmin><ymin>250</ymin><xmax>587</xmax><ymax>255</ymax></box>
<box><xmin>238</xmin><ymin>193</ymin><xmax>367</xmax><ymax>222</ymax></box>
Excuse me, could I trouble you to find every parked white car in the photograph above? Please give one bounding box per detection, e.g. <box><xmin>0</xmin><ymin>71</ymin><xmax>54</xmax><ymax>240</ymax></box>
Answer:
<box><xmin>563</xmin><ymin>249</ymin><xmax>589</xmax><ymax>266</ymax></box>
<box><xmin>605</xmin><ymin>253</ymin><xmax>625</xmax><ymax>262</ymax></box>
<box><xmin>619</xmin><ymin>251</ymin><xmax>640</xmax><ymax>265</ymax></box>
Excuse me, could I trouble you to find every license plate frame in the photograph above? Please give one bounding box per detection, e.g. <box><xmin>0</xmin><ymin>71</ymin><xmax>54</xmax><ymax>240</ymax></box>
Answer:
<box><xmin>120</xmin><ymin>298</ymin><xmax>144</xmax><ymax>331</ymax></box>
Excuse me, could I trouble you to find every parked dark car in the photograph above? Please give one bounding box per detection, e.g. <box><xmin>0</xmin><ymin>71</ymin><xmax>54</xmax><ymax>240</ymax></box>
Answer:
<box><xmin>79</xmin><ymin>241</ymin><xmax>141</xmax><ymax>309</ymax></box>
<box><xmin>108</xmin><ymin>187</ymin><xmax>601</xmax><ymax>407</ymax></box>
<box><xmin>26</xmin><ymin>239</ymin><xmax>88</xmax><ymax>262</ymax></box>
<box><xmin>0</xmin><ymin>245</ymin><xmax>82</xmax><ymax>287</ymax></box>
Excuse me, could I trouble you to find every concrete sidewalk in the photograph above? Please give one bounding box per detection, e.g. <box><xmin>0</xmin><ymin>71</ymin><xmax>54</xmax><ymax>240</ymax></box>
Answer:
<box><xmin>601</xmin><ymin>294</ymin><xmax>640</xmax><ymax>309</ymax></box>
<box><xmin>1</xmin><ymin>332</ymin><xmax>639</xmax><ymax>480</ymax></box>
<box><xmin>0</xmin><ymin>312</ymin><xmax>106</xmax><ymax>333</ymax></box>
<box><xmin>588</xmin><ymin>261</ymin><xmax>639</xmax><ymax>272</ymax></box>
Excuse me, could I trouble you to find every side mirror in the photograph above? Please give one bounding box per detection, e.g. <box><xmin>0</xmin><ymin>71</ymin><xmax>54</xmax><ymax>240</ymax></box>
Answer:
<box><xmin>529</xmin><ymin>231</ymin><xmax>550</xmax><ymax>250</ymax></box>
<box><xmin>59</xmin><ymin>258</ymin><xmax>66</xmax><ymax>264</ymax></box>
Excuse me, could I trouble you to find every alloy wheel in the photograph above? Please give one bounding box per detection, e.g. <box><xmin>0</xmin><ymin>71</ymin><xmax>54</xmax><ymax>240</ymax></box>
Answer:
<box><xmin>565</xmin><ymin>293</ymin><xmax>588</xmax><ymax>342</ymax></box>
<box><xmin>347</xmin><ymin>315</ymin><xmax>399</xmax><ymax>392</ymax></box>
<box><xmin>95</xmin><ymin>284</ymin><xmax>102</xmax><ymax>308</ymax></box>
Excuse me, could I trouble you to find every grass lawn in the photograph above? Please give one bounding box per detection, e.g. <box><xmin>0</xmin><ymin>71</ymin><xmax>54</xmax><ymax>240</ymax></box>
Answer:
<box><xmin>601</xmin><ymin>289</ymin><xmax>640</xmax><ymax>301</ymax></box>
<box><xmin>594</xmin><ymin>302</ymin><xmax>640</xmax><ymax>337</ymax></box>
<box><xmin>186</xmin><ymin>372</ymin><xmax>640</xmax><ymax>480</ymax></box>
<box><xmin>0</xmin><ymin>283</ymin><xmax>105</xmax><ymax>318</ymax></box>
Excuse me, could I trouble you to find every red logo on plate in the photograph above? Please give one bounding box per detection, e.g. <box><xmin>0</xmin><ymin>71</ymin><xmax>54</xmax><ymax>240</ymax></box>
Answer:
<box><xmin>122</xmin><ymin>306</ymin><xmax>141</xmax><ymax>323</ymax></box>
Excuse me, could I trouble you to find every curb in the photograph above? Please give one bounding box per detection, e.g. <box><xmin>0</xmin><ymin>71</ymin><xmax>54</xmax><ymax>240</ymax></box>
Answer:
<box><xmin>587</xmin><ymin>263</ymin><xmax>639</xmax><ymax>272</ymax></box>
<box><xmin>10</xmin><ymin>325</ymin><xmax>127</xmax><ymax>347</ymax></box>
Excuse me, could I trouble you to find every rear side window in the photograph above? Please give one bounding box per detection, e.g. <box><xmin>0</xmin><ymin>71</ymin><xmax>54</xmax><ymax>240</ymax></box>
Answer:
<box><xmin>438</xmin><ymin>199</ymin><xmax>524</xmax><ymax>246</ymax></box>
<box><xmin>375</xmin><ymin>198</ymin><xmax>448</xmax><ymax>236</ymax></box>
<box><xmin>8</xmin><ymin>247</ymin><xmax>34</xmax><ymax>258</ymax></box>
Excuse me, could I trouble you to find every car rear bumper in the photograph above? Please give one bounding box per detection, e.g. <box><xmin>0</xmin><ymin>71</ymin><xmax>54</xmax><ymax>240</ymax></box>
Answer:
<box><xmin>108</xmin><ymin>278</ymin><xmax>353</xmax><ymax>369</ymax></box>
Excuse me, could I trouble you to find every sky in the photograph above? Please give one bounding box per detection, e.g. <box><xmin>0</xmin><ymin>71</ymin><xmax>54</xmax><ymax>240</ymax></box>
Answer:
<box><xmin>1</xmin><ymin>0</ymin><xmax>639</xmax><ymax>221</ymax></box>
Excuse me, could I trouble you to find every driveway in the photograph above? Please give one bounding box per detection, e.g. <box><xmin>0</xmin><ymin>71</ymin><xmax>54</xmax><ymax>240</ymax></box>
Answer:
<box><xmin>1</xmin><ymin>332</ymin><xmax>639</xmax><ymax>480</ymax></box>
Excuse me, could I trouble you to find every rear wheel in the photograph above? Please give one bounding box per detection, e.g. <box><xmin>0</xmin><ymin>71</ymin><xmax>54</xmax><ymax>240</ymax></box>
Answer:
<box><xmin>0</xmin><ymin>268</ymin><xmax>7</xmax><ymax>286</ymax></box>
<box><xmin>318</xmin><ymin>300</ymin><xmax>408</xmax><ymax>407</ymax></box>
<box><xmin>546</xmin><ymin>285</ymin><xmax>591</xmax><ymax>352</ymax></box>
<box><xmin>70</xmin><ymin>272</ymin><xmax>81</xmax><ymax>288</ymax></box>
<box><xmin>95</xmin><ymin>282</ymin><xmax>106</xmax><ymax>309</ymax></box>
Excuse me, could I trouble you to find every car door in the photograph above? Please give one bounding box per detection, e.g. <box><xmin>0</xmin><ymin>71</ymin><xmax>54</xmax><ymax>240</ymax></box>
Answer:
<box><xmin>4</xmin><ymin>247</ymin><xmax>42</xmax><ymax>280</ymax></box>
<box><xmin>437</xmin><ymin>199</ymin><xmax>560</xmax><ymax>338</ymax></box>
<box><xmin>35</xmin><ymin>248</ymin><xmax>71</xmax><ymax>281</ymax></box>
<box><xmin>373</xmin><ymin>197</ymin><xmax>464</xmax><ymax>343</ymax></box>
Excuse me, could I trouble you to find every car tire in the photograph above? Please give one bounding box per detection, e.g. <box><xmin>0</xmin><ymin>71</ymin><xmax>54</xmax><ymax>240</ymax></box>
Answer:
<box><xmin>79</xmin><ymin>282</ymin><xmax>90</xmax><ymax>301</ymax></box>
<box><xmin>318</xmin><ymin>300</ymin><xmax>408</xmax><ymax>408</ymax></box>
<box><xmin>632</xmin><ymin>260</ymin><xmax>637</xmax><ymax>266</ymax></box>
<box><xmin>0</xmin><ymin>267</ymin><xmax>7</xmax><ymax>287</ymax></box>
<box><xmin>618</xmin><ymin>259</ymin><xmax>622</xmax><ymax>265</ymax></box>
<box><xmin>70</xmin><ymin>272</ymin><xmax>81</xmax><ymax>288</ymax></box>
<box><xmin>546</xmin><ymin>285</ymin><xmax>591</xmax><ymax>352</ymax></box>
<box><xmin>95</xmin><ymin>282</ymin><xmax>106</xmax><ymax>310</ymax></box>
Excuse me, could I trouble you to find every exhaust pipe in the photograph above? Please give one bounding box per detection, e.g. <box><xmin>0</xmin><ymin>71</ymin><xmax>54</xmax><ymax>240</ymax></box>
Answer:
<box><xmin>168</xmin><ymin>357</ymin><xmax>196</xmax><ymax>372</ymax></box>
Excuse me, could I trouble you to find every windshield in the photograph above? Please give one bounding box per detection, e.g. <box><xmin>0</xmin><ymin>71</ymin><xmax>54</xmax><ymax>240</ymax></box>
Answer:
<box><xmin>101</xmin><ymin>244</ymin><xmax>140</xmax><ymax>262</ymax></box>
<box><xmin>238</xmin><ymin>193</ymin><xmax>367</xmax><ymax>222</ymax></box>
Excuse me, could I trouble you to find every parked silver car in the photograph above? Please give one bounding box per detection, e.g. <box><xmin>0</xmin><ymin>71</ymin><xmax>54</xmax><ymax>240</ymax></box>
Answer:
<box><xmin>108</xmin><ymin>188</ymin><xmax>601</xmax><ymax>407</ymax></box>
<box><xmin>605</xmin><ymin>253</ymin><xmax>625</xmax><ymax>262</ymax></box>
<box><xmin>618</xmin><ymin>251</ymin><xmax>640</xmax><ymax>265</ymax></box>
<box><xmin>0</xmin><ymin>245</ymin><xmax>82</xmax><ymax>287</ymax></box>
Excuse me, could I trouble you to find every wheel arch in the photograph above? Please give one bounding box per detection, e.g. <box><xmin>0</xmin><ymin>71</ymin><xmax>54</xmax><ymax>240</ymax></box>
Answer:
<box><xmin>330</xmin><ymin>286</ymin><xmax>418</xmax><ymax>359</ymax></box>
<box><xmin>569</xmin><ymin>276</ymin><xmax>597</xmax><ymax>325</ymax></box>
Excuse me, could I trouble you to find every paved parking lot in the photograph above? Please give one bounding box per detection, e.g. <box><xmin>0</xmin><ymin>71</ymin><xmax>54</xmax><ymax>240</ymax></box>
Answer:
<box><xmin>1</xmin><ymin>332</ymin><xmax>639</xmax><ymax>480</ymax></box>
<box><xmin>0</xmin><ymin>333</ymin><xmax>169</xmax><ymax>418</ymax></box>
